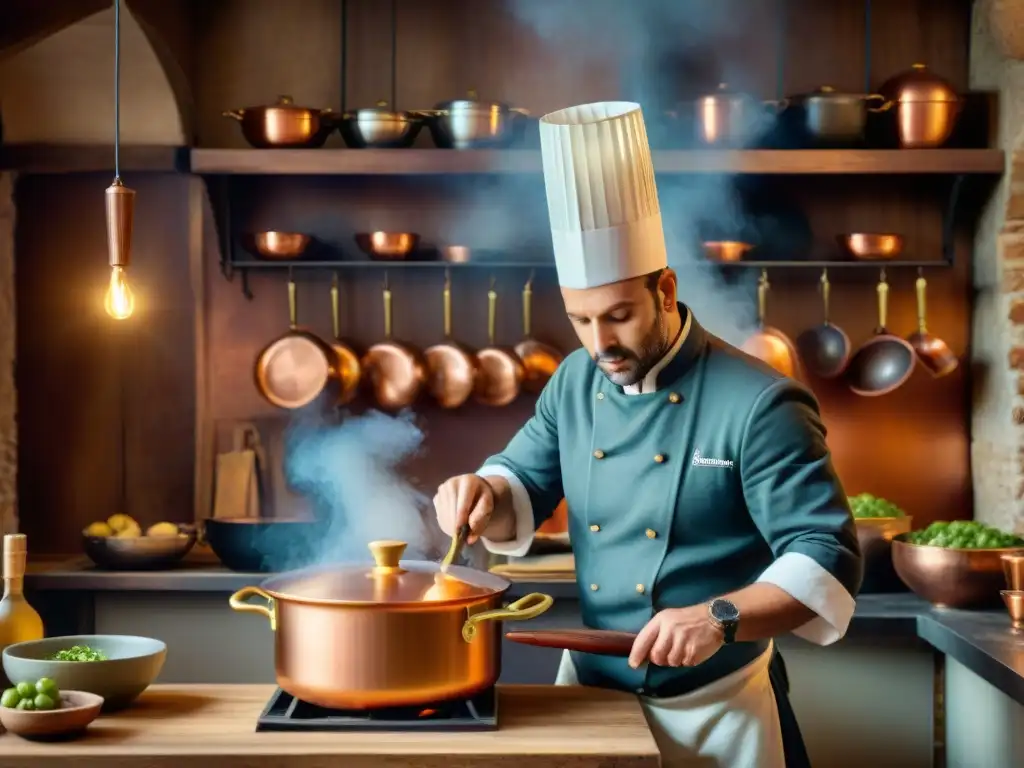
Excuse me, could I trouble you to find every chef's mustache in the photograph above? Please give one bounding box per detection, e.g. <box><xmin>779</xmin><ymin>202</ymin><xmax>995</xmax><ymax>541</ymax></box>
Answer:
<box><xmin>593</xmin><ymin>346</ymin><xmax>636</xmax><ymax>364</ymax></box>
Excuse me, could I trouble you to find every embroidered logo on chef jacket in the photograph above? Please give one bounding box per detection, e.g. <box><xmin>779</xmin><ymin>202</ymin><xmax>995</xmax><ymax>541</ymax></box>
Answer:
<box><xmin>691</xmin><ymin>449</ymin><xmax>734</xmax><ymax>469</ymax></box>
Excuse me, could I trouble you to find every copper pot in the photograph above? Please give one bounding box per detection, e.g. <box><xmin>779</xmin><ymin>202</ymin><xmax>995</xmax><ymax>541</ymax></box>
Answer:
<box><xmin>223</xmin><ymin>95</ymin><xmax>335</xmax><ymax>149</ymax></box>
<box><xmin>694</xmin><ymin>83</ymin><xmax>783</xmax><ymax>147</ymax></box>
<box><xmin>892</xmin><ymin>534</ymin><xmax>1024</xmax><ymax>608</ymax></box>
<box><xmin>740</xmin><ymin>270</ymin><xmax>800</xmax><ymax>379</ymax></box>
<box><xmin>877</xmin><ymin>64</ymin><xmax>961</xmax><ymax>148</ymax></box>
<box><xmin>474</xmin><ymin>280</ymin><xmax>525</xmax><ymax>406</ymax></box>
<box><xmin>228</xmin><ymin>539</ymin><xmax>553</xmax><ymax>709</ymax></box>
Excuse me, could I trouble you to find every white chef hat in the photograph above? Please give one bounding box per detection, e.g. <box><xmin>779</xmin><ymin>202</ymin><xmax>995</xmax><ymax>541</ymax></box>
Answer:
<box><xmin>539</xmin><ymin>102</ymin><xmax>668</xmax><ymax>289</ymax></box>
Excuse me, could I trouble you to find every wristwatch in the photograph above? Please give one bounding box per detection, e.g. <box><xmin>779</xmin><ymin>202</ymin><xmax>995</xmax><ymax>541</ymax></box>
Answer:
<box><xmin>707</xmin><ymin>598</ymin><xmax>740</xmax><ymax>644</ymax></box>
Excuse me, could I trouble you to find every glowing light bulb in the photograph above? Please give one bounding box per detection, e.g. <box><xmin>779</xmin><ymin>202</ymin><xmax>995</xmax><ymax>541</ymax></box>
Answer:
<box><xmin>103</xmin><ymin>266</ymin><xmax>135</xmax><ymax>320</ymax></box>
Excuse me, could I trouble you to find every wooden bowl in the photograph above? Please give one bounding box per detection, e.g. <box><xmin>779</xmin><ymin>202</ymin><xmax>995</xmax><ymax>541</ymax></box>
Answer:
<box><xmin>0</xmin><ymin>690</ymin><xmax>103</xmax><ymax>740</ymax></box>
<box><xmin>891</xmin><ymin>535</ymin><xmax>1024</xmax><ymax>608</ymax></box>
<box><xmin>83</xmin><ymin>526</ymin><xmax>197</xmax><ymax>570</ymax></box>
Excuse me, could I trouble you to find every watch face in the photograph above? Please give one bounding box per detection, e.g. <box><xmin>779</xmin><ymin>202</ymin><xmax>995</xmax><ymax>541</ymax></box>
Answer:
<box><xmin>711</xmin><ymin>599</ymin><xmax>739</xmax><ymax>624</ymax></box>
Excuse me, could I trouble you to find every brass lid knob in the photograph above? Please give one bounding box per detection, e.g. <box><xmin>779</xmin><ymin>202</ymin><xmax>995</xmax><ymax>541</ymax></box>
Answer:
<box><xmin>368</xmin><ymin>539</ymin><xmax>407</xmax><ymax>575</ymax></box>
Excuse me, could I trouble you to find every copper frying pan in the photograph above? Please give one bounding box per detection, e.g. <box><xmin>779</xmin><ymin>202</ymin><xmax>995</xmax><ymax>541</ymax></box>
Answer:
<box><xmin>907</xmin><ymin>271</ymin><xmax>958</xmax><ymax>378</ymax></box>
<box><xmin>740</xmin><ymin>269</ymin><xmax>801</xmax><ymax>379</ymax></box>
<box><xmin>329</xmin><ymin>272</ymin><xmax>362</xmax><ymax>405</ymax></box>
<box><xmin>514</xmin><ymin>274</ymin><xmax>563</xmax><ymax>394</ymax></box>
<box><xmin>424</xmin><ymin>270</ymin><xmax>479</xmax><ymax>409</ymax></box>
<box><xmin>254</xmin><ymin>275</ymin><xmax>336</xmax><ymax>409</ymax></box>
<box><xmin>474</xmin><ymin>278</ymin><xmax>525</xmax><ymax>407</ymax></box>
<box><xmin>506</xmin><ymin>629</ymin><xmax>635</xmax><ymax>657</ymax></box>
<box><xmin>362</xmin><ymin>274</ymin><xmax>427</xmax><ymax>411</ymax></box>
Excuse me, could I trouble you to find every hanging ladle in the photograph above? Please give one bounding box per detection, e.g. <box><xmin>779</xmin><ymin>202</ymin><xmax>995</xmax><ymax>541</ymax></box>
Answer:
<box><xmin>846</xmin><ymin>268</ymin><xmax>915</xmax><ymax>396</ymax></box>
<box><xmin>796</xmin><ymin>269</ymin><xmax>851</xmax><ymax>379</ymax></box>
<box><xmin>907</xmin><ymin>269</ymin><xmax>958</xmax><ymax>378</ymax></box>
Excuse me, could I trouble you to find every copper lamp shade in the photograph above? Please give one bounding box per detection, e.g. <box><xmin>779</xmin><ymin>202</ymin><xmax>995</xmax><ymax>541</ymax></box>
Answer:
<box><xmin>105</xmin><ymin>178</ymin><xmax>135</xmax><ymax>269</ymax></box>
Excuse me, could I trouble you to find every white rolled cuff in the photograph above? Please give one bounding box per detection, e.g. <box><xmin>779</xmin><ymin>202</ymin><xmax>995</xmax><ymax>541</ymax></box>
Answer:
<box><xmin>476</xmin><ymin>465</ymin><xmax>536</xmax><ymax>558</ymax></box>
<box><xmin>756</xmin><ymin>551</ymin><xmax>856</xmax><ymax>646</ymax></box>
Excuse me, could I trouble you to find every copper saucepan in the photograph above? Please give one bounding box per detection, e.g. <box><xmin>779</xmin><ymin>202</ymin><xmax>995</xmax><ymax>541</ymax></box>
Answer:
<box><xmin>474</xmin><ymin>278</ymin><xmax>525</xmax><ymax>406</ymax></box>
<box><xmin>362</xmin><ymin>275</ymin><xmax>427</xmax><ymax>410</ymax></box>
<box><xmin>229</xmin><ymin>539</ymin><xmax>554</xmax><ymax>709</ymax></box>
<box><xmin>223</xmin><ymin>95</ymin><xmax>335</xmax><ymax>149</ymax></box>
<box><xmin>329</xmin><ymin>273</ymin><xmax>362</xmax><ymax>405</ymax></box>
<box><xmin>740</xmin><ymin>270</ymin><xmax>801</xmax><ymax>379</ymax></box>
<box><xmin>514</xmin><ymin>275</ymin><xmax>563</xmax><ymax>394</ymax></box>
<box><xmin>254</xmin><ymin>276</ymin><xmax>337</xmax><ymax>409</ymax></box>
<box><xmin>846</xmin><ymin>270</ymin><xmax>916</xmax><ymax>396</ymax></box>
<box><xmin>424</xmin><ymin>270</ymin><xmax>479</xmax><ymax>409</ymax></box>
<box><xmin>907</xmin><ymin>271</ymin><xmax>958</xmax><ymax>378</ymax></box>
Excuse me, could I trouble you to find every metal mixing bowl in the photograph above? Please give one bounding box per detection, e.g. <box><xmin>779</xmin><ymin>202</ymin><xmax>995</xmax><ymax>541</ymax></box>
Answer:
<box><xmin>241</xmin><ymin>232</ymin><xmax>311</xmax><ymax>260</ymax></box>
<box><xmin>83</xmin><ymin>526</ymin><xmax>197</xmax><ymax>571</ymax></box>
<box><xmin>838</xmin><ymin>233</ymin><xmax>904</xmax><ymax>260</ymax></box>
<box><xmin>891</xmin><ymin>534</ymin><xmax>1024</xmax><ymax>608</ymax></box>
<box><xmin>355</xmin><ymin>232</ymin><xmax>420</xmax><ymax>260</ymax></box>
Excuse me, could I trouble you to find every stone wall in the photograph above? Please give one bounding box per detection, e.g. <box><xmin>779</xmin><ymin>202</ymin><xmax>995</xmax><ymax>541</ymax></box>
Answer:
<box><xmin>970</xmin><ymin>1</ymin><xmax>1024</xmax><ymax>532</ymax></box>
<box><xmin>0</xmin><ymin>173</ymin><xmax>16</xmax><ymax>537</ymax></box>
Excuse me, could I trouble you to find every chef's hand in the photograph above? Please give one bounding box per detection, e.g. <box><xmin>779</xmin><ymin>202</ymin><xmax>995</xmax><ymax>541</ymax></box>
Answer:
<box><xmin>433</xmin><ymin>474</ymin><xmax>495</xmax><ymax>545</ymax></box>
<box><xmin>628</xmin><ymin>606</ymin><xmax>724</xmax><ymax>669</ymax></box>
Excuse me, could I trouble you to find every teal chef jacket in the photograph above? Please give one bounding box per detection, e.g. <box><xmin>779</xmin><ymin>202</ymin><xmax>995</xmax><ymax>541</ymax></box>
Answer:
<box><xmin>479</xmin><ymin>306</ymin><xmax>863</xmax><ymax>698</ymax></box>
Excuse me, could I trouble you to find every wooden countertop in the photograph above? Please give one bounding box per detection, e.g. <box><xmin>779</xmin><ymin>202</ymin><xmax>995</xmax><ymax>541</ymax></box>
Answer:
<box><xmin>0</xmin><ymin>684</ymin><xmax>660</xmax><ymax>768</ymax></box>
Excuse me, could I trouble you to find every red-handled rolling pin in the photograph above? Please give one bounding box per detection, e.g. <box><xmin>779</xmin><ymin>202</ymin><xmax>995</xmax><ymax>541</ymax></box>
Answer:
<box><xmin>505</xmin><ymin>629</ymin><xmax>637</xmax><ymax>657</ymax></box>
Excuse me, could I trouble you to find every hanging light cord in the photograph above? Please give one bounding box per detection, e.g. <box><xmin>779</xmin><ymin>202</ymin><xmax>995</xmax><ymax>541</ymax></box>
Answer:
<box><xmin>113</xmin><ymin>0</ymin><xmax>121</xmax><ymax>180</ymax></box>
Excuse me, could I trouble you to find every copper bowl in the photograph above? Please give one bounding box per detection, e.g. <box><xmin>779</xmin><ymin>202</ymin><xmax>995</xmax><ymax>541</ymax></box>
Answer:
<box><xmin>355</xmin><ymin>232</ymin><xmax>420</xmax><ymax>260</ymax></box>
<box><xmin>855</xmin><ymin>516</ymin><xmax>912</xmax><ymax>592</ymax></box>
<box><xmin>703</xmin><ymin>241</ymin><xmax>753</xmax><ymax>263</ymax></box>
<box><xmin>891</xmin><ymin>534</ymin><xmax>1024</xmax><ymax>608</ymax></box>
<box><xmin>241</xmin><ymin>232</ymin><xmax>311</xmax><ymax>260</ymax></box>
<box><xmin>838</xmin><ymin>233</ymin><xmax>904</xmax><ymax>261</ymax></box>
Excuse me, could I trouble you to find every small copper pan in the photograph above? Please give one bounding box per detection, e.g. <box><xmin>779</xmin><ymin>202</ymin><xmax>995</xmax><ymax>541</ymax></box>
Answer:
<box><xmin>362</xmin><ymin>274</ymin><xmax>427</xmax><ymax>411</ymax></box>
<box><xmin>474</xmin><ymin>278</ymin><xmax>525</xmax><ymax>407</ymax></box>
<box><xmin>907</xmin><ymin>271</ymin><xmax>958</xmax><ymax>378</ymax></box>
<box><xmin>514</xmin><ymin>274</ymin><xmax>563</xmax><ymax>394</ymax></box>
<box><xmin>254</xmin><ymin>276</ymin><xmax>336</xmax><ymax>409</ymax></box>
<box><xmin>329</xmin><ymin>273</ymin><xmax>363</xmax><ymax>405</ymax></box>
<box><xmin>740</xmin><ymin>269</ymin><xmax>801</xmax><ymax>379</ymax></box>
<box><xmin>425</xmin><ymin>270</ymin><xmax>479</xmax><ymax>409</ymax></box>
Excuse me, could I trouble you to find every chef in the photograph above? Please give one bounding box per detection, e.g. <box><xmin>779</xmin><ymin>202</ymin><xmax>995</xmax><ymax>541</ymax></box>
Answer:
<box><xmin>433</xmin><ymin>101</ymin><xmax>862</xmax><ymax>768</ymax></box>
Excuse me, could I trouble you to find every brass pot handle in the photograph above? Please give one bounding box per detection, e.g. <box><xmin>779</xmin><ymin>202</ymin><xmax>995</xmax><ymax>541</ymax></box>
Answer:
<box><xmin>877</xmin><ymin>269</ymin><xmax>889</xmax><ymax>332</ymax></box>
<box><xmin>522</xmin><ymin>276</ymin><xmax>533</xmax><ymax>338</ymax></box>
<box><xmin>487</xmin><ymin>277</ymin><xmax>498</xmax><ymax>346</ymax></box>
<box><xmin>330</xmin><ymin>273</ymin><xmax>341</xmax><ymax>340</ymax></box>
<box><xmin>757</xmin><ymin>269</ymin><xmax>769</xmax><ymax>327</ymax></box>
<box><xmin>462</xmin><ymin>592</ymin><xmax>554</xmax><ymax>642</ymax></box>
<box><xmin>865</xmin><ymin>94</ymin><xmax>892</xmax><ymax>113</ymax></box>
<box><xmin>287</xmin><ymin>277</ymin><xmax>298</xmax><ymax>330</ymax></box>
<box><xmin>222</xmin><ymin>109</ymin><xmax>244</xmax><ymax>121</ymax></box>
<box><xmin>229</xmin><ymin>586</ymin><xmax>277</xmax><ymax>631</ymax></box>
<box><xmin>915</xmin><ymin>272</ymin><xmax>928</xmax><ymax>334</ymax></box>
<box><xmin>443</xmin><ymin>270</ymin><xmax>453</xmax><ymax>339</ymax></box>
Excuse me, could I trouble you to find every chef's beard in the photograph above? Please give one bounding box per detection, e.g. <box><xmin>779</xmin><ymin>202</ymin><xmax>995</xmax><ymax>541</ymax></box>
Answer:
<box><xmin>593</xmin><ymin>305</ymin><xmax>671</xmax><ymax>387</ymax></box>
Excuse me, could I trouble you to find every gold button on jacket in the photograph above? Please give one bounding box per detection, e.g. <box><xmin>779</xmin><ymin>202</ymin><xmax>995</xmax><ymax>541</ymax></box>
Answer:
<box><xmin>646</xmin><ymin>528</ymin><xmax>657</xmax><ymax>539</ymax></box>
<box><xmin>593</xmin><ymin>449</ymin><xmax>606</xmax><ymax>459</ymax></box>
<box><xmin>590</xmin><ymin>524</ymin><xmax>601</xmax><ymax>532</ymax></box>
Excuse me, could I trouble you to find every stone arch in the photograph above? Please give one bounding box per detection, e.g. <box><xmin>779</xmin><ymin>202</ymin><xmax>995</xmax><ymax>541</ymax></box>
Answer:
<box><xmin>0</xmin><ymin>6</ymin><xmax>188</xmax><ymax>145</ymax></box>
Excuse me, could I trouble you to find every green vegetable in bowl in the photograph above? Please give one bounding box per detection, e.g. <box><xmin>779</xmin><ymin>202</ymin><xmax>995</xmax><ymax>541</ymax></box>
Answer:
<box><xmin>50</xmin><ymin>644</ymin><xmax>107</xmax><ymax>662</ymax></box>
<box><xmin>1</xmin><ymin>677</ymin><xmax>62</xmax><ymax>710</ymax></box>
<box><xmin>849</xmin><ymin>493</ymin><xmax>906</xmax><ymax>519</ymax></box>
<box><xmin>906</xmin><ymin>520</ymin><xmax>1024</xmax><ymax>549</ymax></box>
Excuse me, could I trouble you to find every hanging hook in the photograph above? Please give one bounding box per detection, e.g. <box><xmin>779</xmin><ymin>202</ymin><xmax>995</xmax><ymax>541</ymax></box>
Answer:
<box><xmin>287</xmin><ymin>264</ymin><xmax>294</xmax><ymax>282</ymax></box>
<box><xmin>332</xmin><ymin>271</ymin><xmax>339</xmax><ymax>289</ymax></box>
<box><xmin>917</xmin><ymin>266</ymin><xmax>924</xmax><ymax>278</ymax></box>
<box><xmin>759</xmin><ymin>268</ymin><xmax>769</xmax><ymax>288</ymax></box>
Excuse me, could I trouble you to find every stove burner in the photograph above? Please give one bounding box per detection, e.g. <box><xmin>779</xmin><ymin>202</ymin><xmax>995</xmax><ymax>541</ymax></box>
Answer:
<box><xmin>256</xmin><ymin>687</ymin><xmax>497</xmax><ymax>732</ymax></box>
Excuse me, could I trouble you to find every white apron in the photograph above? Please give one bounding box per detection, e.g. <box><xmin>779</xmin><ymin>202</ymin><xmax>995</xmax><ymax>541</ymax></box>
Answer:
<box><xmin>556</xmin><ymin>644</ymin><xmax>785</xmax><ymax>768</ymax></box>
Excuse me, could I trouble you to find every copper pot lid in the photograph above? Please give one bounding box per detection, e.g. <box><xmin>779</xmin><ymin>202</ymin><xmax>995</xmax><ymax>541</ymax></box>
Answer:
<box><xmin>879</xmin><ymin>64</ymin><xmax>958</xmax><ymax>103</ymax></box>
<box><xmin>242</xmin><ymin>95</ymin><xmax>327</xmax><ymax>114</ymax></box>
<box><xmin>258</xmin><ymin>539</ymin><xmax>510</xmax><ymax>606</ymax></box>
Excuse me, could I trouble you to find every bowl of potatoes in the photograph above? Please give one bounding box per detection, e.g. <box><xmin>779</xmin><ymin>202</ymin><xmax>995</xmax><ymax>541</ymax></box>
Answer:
<box><xmin>82</xmin><ymin>515</ymin><xmax>196</xmax><ymax>570</ymax></box>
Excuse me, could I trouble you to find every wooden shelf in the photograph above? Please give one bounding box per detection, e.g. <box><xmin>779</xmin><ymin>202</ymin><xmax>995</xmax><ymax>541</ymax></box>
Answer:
<box><xmin>0</xmin><ymin>145</ymin><xmax>189</xmax><ymax>174</ymax></box>
<box><xmin>227</xmin><ymin>259</ymin><xmax>948</xmax><ymax>271</ymax></box>
<box><xmin>192</xmin><ymin>148</ymin><xmax>1006</xmax><ymax>176</ymax></box>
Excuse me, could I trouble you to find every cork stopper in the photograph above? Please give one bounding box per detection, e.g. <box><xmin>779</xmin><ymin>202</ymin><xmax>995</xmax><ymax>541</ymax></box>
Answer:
<box><xmin>3</xmin><ymin>534</ymin><xmax>27</xmax><ymax>580</ymax></box>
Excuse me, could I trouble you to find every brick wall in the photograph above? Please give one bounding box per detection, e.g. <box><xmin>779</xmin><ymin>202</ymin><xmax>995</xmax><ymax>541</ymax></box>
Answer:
<box><xmin>970</xmin><ymin>2</ymin><xmax>1024</xmax><ymax>532</ymax></box>
<box><xmin>0</xmin><ymin>172</ymin><xmax>15</xmax><ymax>536</ymax></box>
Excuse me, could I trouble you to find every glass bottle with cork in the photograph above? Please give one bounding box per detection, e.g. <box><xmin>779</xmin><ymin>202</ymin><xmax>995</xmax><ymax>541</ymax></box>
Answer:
<box><xmin>0</xmin><ymin>534</ymin><xmax>44</xmax><ymax>687</ymax></box>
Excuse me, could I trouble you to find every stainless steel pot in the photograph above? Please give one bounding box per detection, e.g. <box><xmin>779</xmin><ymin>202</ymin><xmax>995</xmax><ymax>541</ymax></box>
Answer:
<box><xmin>338</xmin><ymin>101</ymin><xmax>423</xmax><ymax>148</ymax></box>
<box><xmin>695</xmin><ymin>83</ymin><xmax>783</xmax><ymax>147</ymax></box>
<box><xmin>416</xmin><ymin>91</ymin><xmax>528</xmax><ymax>149</ymax></box>
<box><xmin>791</xmin><ymin>86</ymin><xmax>890</xmax><ymax>144</ymax></box>
<box><xmin>228</xmin><ymin>539</ymin><xmax>553</xmax><ymax>709</ymax></box>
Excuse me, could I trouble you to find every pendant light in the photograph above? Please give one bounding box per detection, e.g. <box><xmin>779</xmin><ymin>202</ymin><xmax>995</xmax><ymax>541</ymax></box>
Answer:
<box><xmin>104</xmin><ymin>0</ymin><xmax>135</xmax><ymax>320</ymax></box>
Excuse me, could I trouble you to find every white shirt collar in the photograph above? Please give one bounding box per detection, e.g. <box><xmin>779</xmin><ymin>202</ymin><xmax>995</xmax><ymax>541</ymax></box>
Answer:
<box><xmin>622</xmin><ymin>310</ymin><xmax>692</xmax><ymax>396</ymax></box>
